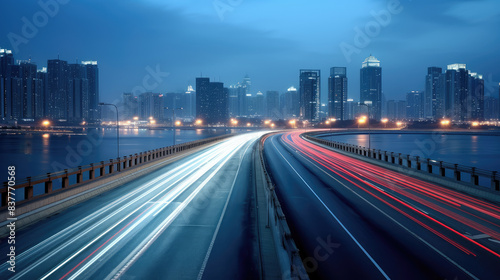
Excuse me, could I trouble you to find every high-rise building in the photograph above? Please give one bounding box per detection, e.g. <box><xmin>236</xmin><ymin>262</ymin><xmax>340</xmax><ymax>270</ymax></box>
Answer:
<box><xmin>484</xmin><ymin>96</ymin><xmax>499</xmax><ymax>121</ymax></box>
<box><xmin>82</xmin><ymin>61</ymin><xmax>99</xmax><ymax>123</ymax></box>
<box><xmin>184</xmin><ymin>85</ymin><xmax>196</xmax><ymax>119</ymax></box>
<box><xmin>299</xmin><ymin>70</ymin><xmax>321</xmax><ymax>122</ymax></box>
<box><xmin>196</xmin><ymin>77</ymin><xmax>228</xmax><ymax>124</ymax></box>
<box><xmin>139</xmin><ymin>92</ymin><xmax>164</xmax><ymax>121</ymax></box>
<box><xmin>445</xmin><ymin>64</ymin><xmax>469</xmax><ymax>121</ymax></box>
<box><xmin>0</xmin><ymin>48</ymin><xmax>14</xmax><ymax>120</ymax></box>
<box><xmin>386</xmin><ymin>100</ymin><xmax>407</xmax><ymax>120</ymax></box>
<box><xmin>424</xmin><ymin>67</ymin><xmax>443</xmax><ymax>120</ymax></box>
<box><xmin>360</xmin><ymin>55</ymin><xmax>382</xmax><ymax>120</ymax></box>
<box><xmin>254</xmin><ymin>91</ymin><xmax>265</xmax><ymax>116</ymax></box>
<box><xmin>228</xmin><ymin>85</ymin><xmax>239</xmax><ymax>117</ymax></box>
<box><xmin>284</xmin><ymin>86</ymin><xmax>299</xmax><ymax>119</ymax></box>
<box><xmin>442</xmin><ymin>64</ymin><xmax>484</xmax><ymax>121</ymax></box>
<box><xmin>328</xmin><ymin>67</ymin><xmax>347</xmax><ymax>120</ymax></box>
<box><xmin>47</xmin><ymin>59</ymin><xmax>69</xmax><ymax>120</ymax></box>
<box><xmin>68</xmin><ymin>63</ymin><xmax>89</xmax><ymax>122</ymax></box>
<box><xmin>11</xmin><ymin>61</ymin><xmax>40</xmax><ymax>120</ymax></box>
<box><xmin>266</xmin><ymin>90</ymin><xmax>280</xmax><ymax>119</ymax></box>
<box><xmin>35</xmin><ymin>68</ymin><xmax>47</xmax><ymax>119</ymax></box>
<box><xmin>468</xmin><ymin>72</ymin><xmax>484</xmax><ymax>121</ymax></box>
<box><xmin>406</xmin><ymin>91</ymin><xmax>424</xmax><ymax>121</ymax></box>
<box><xmin>122</xmin><ymin>92</ymin><xmax>138</xmax><ymax>120</ymax></box>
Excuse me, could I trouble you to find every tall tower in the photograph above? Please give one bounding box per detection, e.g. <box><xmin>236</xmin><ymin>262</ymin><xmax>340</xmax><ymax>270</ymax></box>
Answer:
<box><xmin>328</xmin><ymin>67</ymin><xmax>347</xmax><ymax>120</ymax></box>
<box><xmin>360</xmin><ymin>55</ymin><xmax>382</xmax><ymax>120</ymax></box>
<box><xmin>196</xmin><ymin>77</ymin><xmax>228</xmax><ymax>124</ymax></box>
<box><xmin>47</xmin><ymin>59</ymin><xmax>69</xmax><ymax>119</ymax></box>
<box><xmin>424</xmin><ymin>67</ymin><xmax>443</xmax><ymax>120</ymax></box>
<box><xmin>299</xmin><ymin>69</ymin><xmax>321</xmax><ymax>122</ymax></box>
<box><xmin>82</xmin><ymin>61</ymin><xmax>99</xmax><ymax>123</ymax></box>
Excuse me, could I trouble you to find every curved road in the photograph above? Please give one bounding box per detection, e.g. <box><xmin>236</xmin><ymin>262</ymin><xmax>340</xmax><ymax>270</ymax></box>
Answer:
<box><xmin>0</xmin><ymin>132</ymin><xmax>265</xmax><ymax>280</ymax></box>
<box><xmin>264</xmin><ymin>131</ymin><xmax>500</xmax><ymax>280</ymax></box>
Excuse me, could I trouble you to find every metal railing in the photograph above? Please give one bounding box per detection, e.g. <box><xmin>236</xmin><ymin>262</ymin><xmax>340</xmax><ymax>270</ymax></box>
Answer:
<box><xmin>303</xmin><ymin>134</ymin><xmax>500</xmax><ymax>191</ymax></box>
<box><xmin>1</xmin><ymin>134</ymin><xmax>234</xmax><ymax>208</ymax></box>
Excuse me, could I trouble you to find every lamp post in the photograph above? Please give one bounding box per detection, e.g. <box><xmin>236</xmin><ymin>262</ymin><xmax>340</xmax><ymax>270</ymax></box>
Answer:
<box><xmin>165</xmin><ymin>107</ymin><xmax>183</xmax><ymax>146</ymax></box>
<box><xmin>359</xmin><ymin>103</ymin><xmax>371</xmax><ymax>154</ymax></box>
<box><xmin>99</xmin><ymin>103</ymin><xmax>120</xmax><ymax>161</ymax></box>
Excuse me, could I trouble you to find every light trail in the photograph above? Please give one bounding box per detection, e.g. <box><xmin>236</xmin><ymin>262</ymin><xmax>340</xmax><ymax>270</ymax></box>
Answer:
<box><xmin>6</xmin><ymin>132</ymin><xmax>265</xmax><ymax>280</ymax></box>
<box><xmin>278</xmin><ymin>131</ymin><xmax>500</xmax><ymax>259</ymax></box>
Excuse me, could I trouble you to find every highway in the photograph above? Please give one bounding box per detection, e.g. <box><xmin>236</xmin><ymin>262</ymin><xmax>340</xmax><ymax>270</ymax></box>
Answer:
<box><xmin>0</xmin><ymin>132</ymin><xmax>265</xmax><ymax>280</ymax></box>
<box><xmin>264</xmin><ymin>131</ymin><xmax>500</xmax><ymax>280</ymax></box>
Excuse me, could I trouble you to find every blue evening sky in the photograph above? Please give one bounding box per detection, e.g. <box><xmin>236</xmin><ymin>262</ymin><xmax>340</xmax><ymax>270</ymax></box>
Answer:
<box><xmin>1</xmin><ymin>0</ymin><xmax>499</xmax><ymax>103</ymax></box>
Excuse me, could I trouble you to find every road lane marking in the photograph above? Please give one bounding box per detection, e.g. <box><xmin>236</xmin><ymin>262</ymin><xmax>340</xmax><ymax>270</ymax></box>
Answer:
<box><xmin>282</xmin><ymin>134</ymin><xmax>480</xmax><ymax>280</ymax></box>
<box><xmin>270</xmin><ymin>136</ymin><xmax>391</xmax><ymax>280</ymax></box>
<box><xmin>197</xmin><ymin>138</ymin><xmax>255</xmax><ymax>280</ymax></box>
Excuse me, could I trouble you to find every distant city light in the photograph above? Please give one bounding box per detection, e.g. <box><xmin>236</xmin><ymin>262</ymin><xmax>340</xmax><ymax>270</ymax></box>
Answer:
<box><xmin>42</xmin><ymin>120</ymin><xmax>51</xmax><ymax>127</ymax></box>
<box><xmin>381</xmin><ymin>118</ymin><xmax>388</xmax><ymax>123</ymax></box>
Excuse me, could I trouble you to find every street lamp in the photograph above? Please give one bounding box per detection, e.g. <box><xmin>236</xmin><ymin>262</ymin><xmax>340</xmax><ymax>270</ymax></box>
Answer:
<box><xmin>195</xmin><ymin>119</ymin><xmax>203</xmax><ymax>126</ymax></box>
<box><xmin>359</xmin><ymin>103</ymin><xmax>371</xmax><ymax>154</ymax></box>
<box><xmin>42</xmin><ymin>120</ymin><xmax>51</xmax><ymax>128</ymax></box>
<box><xmin>164</xmin><ymin>107</ymin><xmax>183</xmax><ymax>146</ymax></box>
<box><xmin>99</xmin><ymin>103</ymin><xmax>120</xmax><ymax>160</ymax></box>
<box><xmin>381</xmin><ymin>118</ymin><xmax>388</xmax><ymax>128</ymax></box>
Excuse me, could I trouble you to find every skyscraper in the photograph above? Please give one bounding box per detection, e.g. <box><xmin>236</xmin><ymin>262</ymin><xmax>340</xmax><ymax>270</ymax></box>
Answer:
<box><xmin>445</xmin><ymin>64</ymin><xmax>468</xmax><ymax>121</ymax></box>
<box><xmin>68</xmin><ymin>63</ymin><xmax>89</xmax><ymax>122</ymax></box>
<box><xmin>424</xmin><ymin>67</ymin><xmax>443</xmax><ymax>120</ymax></box>
<box><xmin>284</xmin><ymin>86</ymin><xmax>299</xmax><ymax>119</ymax></box>
<box><xmin>82</xmin><ymin>61</ymin><xmax>99</xmax><ymax>123</ymax></box>
<box><xmin>328</xmin><ymin>67</ymin><xmax>347</xmax><ymax>120</ymax></box>
<box><xmin>468</xmin><ymin>72</ymin><xmax>484</xmax><ymax>121</ymax></box>
<box><xmin>266</xmin><ymin>90</ymin><xmax>280</xmax><ymax>119</ymax></box>
<box><xmin>299</xmin><ymin>70</ymin><xmax>321</xmax><ymax>122</ymax></box>
<box><xmin>360</xmin><ymin>55</ymin><xmax>382</xmax><ymax>120</ymax></box>
<box><xmin>196</xmin><ymin>77</ymin><xmax>228</xmax><ymax>124</ymax></box>
<box><xmin>47</xmin><ymin>59</ymin><xmax>69</xmax><ymax>120</ymax></box>
<box><xmin>139</xmin><ymin>92</ymin><xmax>164</xmax><ymax>121</ymax></box>
<box><xmin>406</xmin><ymin>91</ymin><xmax>424</xmax><ymax>121</ymax></box>
<box><xmin>1</xmin><ymin>48</ymin><xmax>14</xmax><ymax>120</ymax></box>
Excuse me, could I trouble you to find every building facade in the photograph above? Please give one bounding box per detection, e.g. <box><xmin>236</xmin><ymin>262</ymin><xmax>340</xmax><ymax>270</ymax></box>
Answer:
<box><xmin>328</xmin><ymin>67</ymin><xmax>347</xmax><ymax>120</ymax></box>
<box><xmin>299</xmin><ymin>69</ymin><xmax>321</xmax><ymax>122</ymax></box>
<box><xmin>360</xmin><ymin>55</ymin><xmax>382</xmax><ymax>120</ymax></box>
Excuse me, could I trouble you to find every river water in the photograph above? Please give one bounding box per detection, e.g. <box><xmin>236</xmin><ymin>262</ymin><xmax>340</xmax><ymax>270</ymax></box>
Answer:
<box><xmin>0</xmin><ymin>128</ymin><xmax>247</xmax><ymax>180</ymax></box>
<box><xmin>321</xmin><ymin>132</ymin><xmax>500</xmax><ymax>172</ymax></box>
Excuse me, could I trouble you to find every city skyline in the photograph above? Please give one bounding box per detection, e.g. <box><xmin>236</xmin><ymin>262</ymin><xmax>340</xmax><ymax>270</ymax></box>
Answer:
<box><xmin>1</xmin><ymin>0</ymin><xmax>499</xmax><ymax>104</ymax></box>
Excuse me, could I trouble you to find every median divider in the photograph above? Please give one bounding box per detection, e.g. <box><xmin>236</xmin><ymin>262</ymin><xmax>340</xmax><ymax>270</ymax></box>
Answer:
<box><xmin>256</xmin><ymin>133</ymin><xmax>309</xmax><ymax>280</ymax></box>
<box><xmin>303</xmin><ymin>133</ymin><xmax>500</xmax><ymax>204</ymax></box>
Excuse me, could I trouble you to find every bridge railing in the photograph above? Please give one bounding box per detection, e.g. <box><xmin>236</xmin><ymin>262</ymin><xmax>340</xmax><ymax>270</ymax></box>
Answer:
<box><xmin>1</xmin><ymin>134</ymin><xmax>234</xmax><ymax>208</ymax></box>
<box><xmin>303</xmin><ymin>134</ymin><xmax>500</xmax><ymax>191</ymax></box>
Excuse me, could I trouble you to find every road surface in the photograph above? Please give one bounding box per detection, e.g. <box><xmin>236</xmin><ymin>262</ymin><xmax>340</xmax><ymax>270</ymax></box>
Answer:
<box><xmin>263</xmin><ymin>131</ymin><xmax>500</xmax><ymax>280</ymax></box>
<box><xmin>0</xmin><ymin>132</ymin><xmax>266</xmax><ymax>280</ymax></box>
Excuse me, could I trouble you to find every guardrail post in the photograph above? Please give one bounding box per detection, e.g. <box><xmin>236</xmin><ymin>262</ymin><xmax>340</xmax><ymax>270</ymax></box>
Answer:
<box><xmin>470</xmin><ymin>167</ymin><xmax>479</xmax><ymax>185</ymax></box>
<box><xmin>89</xmin><ymin>163</ymin><xmax>95</xmax><ymax>179</ymax></box>
<box><xmin>384</xmin><ymin>151</ymin><xmax>388</xmax><ymax>162</ymax></box>
<box><xmin>45</xmin><ymin>173</ymin><xmax>53</xmax><ymax>193</ymax></box>
<box><xmin>492</xmin><ymin>171</ymin><xmax>499</xmax><ymax>191</ymax></box>
<box><xmin>454</xmin><ymin>164</ymin><xmax>461</xmax><ymax>181</ymax></box>
<box><xmin>62</xmin><ymin>170</ymin><xmax>69</xmax><ymax>188</ymax></box>
<box><xmin>117</xmin><ymin>158</ymin><xmax>121</xmax><ymax>172</ymax></box>
<box><xmin>390</xmin><ymin>152</ymin><xmax>395</xmax><ymax>164</ymax></box>
<box><xmin>123</xmin><ymin>156</ymin><xmax>127</xmax><ymax>170</ymax></box>
<box><xmin>415</xmin><ymin>156</ymin><xmax>421</xmax><ymax>170</ymax></box>
<box><xmin>109</xmin><ymin>159</ymin><xmax>114</xmax><ymax>174</ymax></box>
<box><xmin>406</xmin><ymin>155</ymin><xmax>411</xmax><ymax>168</ymax></box>
<box><xmin>426</xmin><ymin>159</ymin><xmax>432</xmax><ymax>173</ymax></box>
<box><xmin>100</xmin><ymin>161</ymin><xmax>105</xmax><ymax>177</ymax></box>
<box><xmin>439</xmin><ymin>161</ymin><xmax>445</xmax><ymax>176</ymax></box>
<box><xmin>25</xmin><ymin>177</ymin><xmax>33</xmax><ymax>200</ymax></box>
<box><xmin>398</xmin><ymin>153</ymin><xmax>403</xmax><ymax>165</ymax></box>
<box><xmin>77</xmin><ymin>166</ymin><xmax>83</xmax><ymax>184</ymax></box>
<box><xmin>135</xmin><ymin>154</ymin><xmax>138</xmax><ymax>165</ymax></box>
